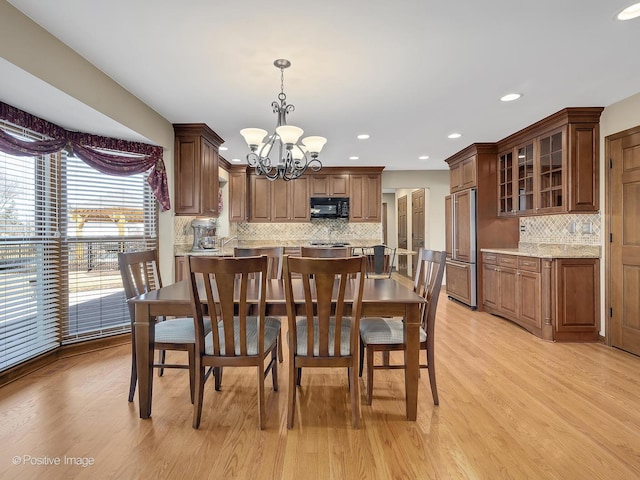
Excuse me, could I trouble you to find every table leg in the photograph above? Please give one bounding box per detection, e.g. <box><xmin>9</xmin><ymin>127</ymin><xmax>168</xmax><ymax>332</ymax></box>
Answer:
<box><xmin>403</xmin><ymin>303</ymin><xmax>420</xmax><ymax>421</ymax></box>
<box><xmin>135</xmin><ymin>303</ymin><xmax>154</xmax><ymax>419</ymax></box>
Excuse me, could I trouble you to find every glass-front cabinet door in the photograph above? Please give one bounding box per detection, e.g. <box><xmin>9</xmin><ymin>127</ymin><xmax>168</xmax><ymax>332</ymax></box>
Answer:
<box><xmin>537</xmin><ymin>128</ymin><xmax>565</xmax><ymax>213</ymax></box>
<box><xmin>498</xmin><ymin>151</ymin><xmax>514</xmax><ymax>215</ymax></box>
<box><xmin>516</xmin><ymin>142</ymin><xmax>535</xmax><ymax>213</ymax></box>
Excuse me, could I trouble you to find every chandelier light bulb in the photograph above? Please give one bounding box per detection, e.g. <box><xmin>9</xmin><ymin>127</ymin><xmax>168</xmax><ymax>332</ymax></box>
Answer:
<box><xmin>275</xmin><ymin>125</ymin><xmax>304</xmax><ymax>145</ymax></box>
<box><xmin>240</xmin><ymin>128</ymin><xmax>267</xmax><ymax>148</ymax></box>
<box><xmin>302</xmin><ymin>136</ymin><xmax>327</xmax><ymax>154</ymax></box>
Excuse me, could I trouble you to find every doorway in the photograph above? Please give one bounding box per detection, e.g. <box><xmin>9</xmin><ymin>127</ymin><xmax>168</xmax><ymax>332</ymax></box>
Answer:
<box><xmin>397</xmin><ymin>195</ymin><xmax>407</xmax><ymax>276</ymax></box>
<box><xmin>607</xmin><ymin>125</ymin><xmax>640</xmax><ymax>356</ymax></box>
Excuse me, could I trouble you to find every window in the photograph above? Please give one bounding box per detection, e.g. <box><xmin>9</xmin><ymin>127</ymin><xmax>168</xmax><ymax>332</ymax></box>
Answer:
<box><xmin>0</xmin><ymin>122</ymin><xmax>158</xmax><ymax>372</ymax></box>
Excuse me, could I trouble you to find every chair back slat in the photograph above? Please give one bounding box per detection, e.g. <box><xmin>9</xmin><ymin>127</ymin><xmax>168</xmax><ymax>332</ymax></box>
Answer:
<box><xmin>234</xmin><ymin>246</ymin><xmax>284</xmax><ymax>279</ymax></box>
<box><xmin>284</xmin><ymin>256</ymin><xmax>365</xmax><ymax>358</ymax></box>
<box><xmin>413</xmin><ymin>249</ymin><xmax>446</xmax><ymax>336</ymax></box>
<box><xmin>189</xmin><ymin>256</ymin><xmax>267</xmax><ymax>358</ymax></box>
<box><xmin>118</xmin><ymin>250</ymin><xmax>163</xmax><ymax>321</ymax></box>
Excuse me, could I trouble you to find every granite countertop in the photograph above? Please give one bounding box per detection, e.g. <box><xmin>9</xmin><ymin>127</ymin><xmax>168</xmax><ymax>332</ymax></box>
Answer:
<box><xmin>175</xmin><ymin>240</ymin><xmax>399</xmax><ymax>256</ymax></box>
<box><xmin>481</xmin><ymin>243</ymin><xmax>600</xmax><ymax>259</ymax></box>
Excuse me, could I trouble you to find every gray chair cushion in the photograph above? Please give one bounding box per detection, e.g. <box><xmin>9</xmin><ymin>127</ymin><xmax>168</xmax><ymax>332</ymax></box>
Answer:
<box><xmin>289</xmin><ymin>317</ymin><xmax>353</xmax><ymax>356</ymax></box>
<box><xmin>155</xmin><ymin>317</ymin><xmax>212</xmax><ymax>344</ymax></box>
<box><xmin>204</xmin><ymin>317</ymin><xmax>281</xmax><ymax>356</ymax></box>
<box><xmin>359</xmin><ymin>317</ymin><xmax>427</xmax><ymax>345</ymax></box>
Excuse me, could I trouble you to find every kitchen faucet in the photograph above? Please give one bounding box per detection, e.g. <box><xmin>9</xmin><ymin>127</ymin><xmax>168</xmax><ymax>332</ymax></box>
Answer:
<box><xmin>221</xmin><ymin>236</ymin><xmax>237</xmax><ymax>247</ymax></box>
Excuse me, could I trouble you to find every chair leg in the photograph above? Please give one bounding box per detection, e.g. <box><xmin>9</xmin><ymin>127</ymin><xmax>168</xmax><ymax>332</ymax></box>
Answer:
<box><xmin>359</xmin><ymin>338</ymin><xmax>365</xmax><ymax>377</ymax></box>
<box><xmin>257</xmin><ymin>365</ymin><xmax>266</xmax><ymax>430</ymax></box>
<box><xmin>366</xmin><ymin>346</ymin><xmax>375</xmax><ymax>405</ymax></box>
<box><xmin>214</xmin><ymin>367</ymin><xmax>223</xmax><ymax>391</ymax></box>
<box><xmin>296</xmin><ymin>368</ymin><xmax>302</xmax><ymax>386</ymax></box>
<box><xmin>158</xmin><ymin>349</ymin><xmax>166</xmax><ymax>377</ymax></box>
<box><xmin>188</xmin><ymin>346</ymin><xmax>196</xmax><ymax>404</ymax></box>
<box><xmin>277</xmin><ymin>329</ymin><xmax>284</xmax><ymax>363</ymax></box>
<box><xmin>192</xmin><ymin>360</ymin><xmax>205</xmax><ymax>429</ymax></box>
<box><xmin>427</xmin><ymin>348</ymin><xmax>439</xmax><ymax>405</ymax></box>
<box><xmin>271</xmin><ymin>343</ymin><xmax>279</xmax><ymax>392</ymax></box>
<box><xmin>287</xmin><ymin>357</ymin><xmax>297</xmax><ymax>429</ymax></box>
<box><xmin>128</xmin><ymin>333</ymin><xmax>137</xmax><ymax>402</ymax></box>
<box><xmin>350</xmin><ymin>361</ymin><xmax>360</xmax><ymax>429</ymax></box>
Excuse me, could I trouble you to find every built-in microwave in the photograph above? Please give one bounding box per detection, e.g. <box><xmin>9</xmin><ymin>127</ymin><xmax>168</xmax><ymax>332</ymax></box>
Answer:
<box><xmin>310</xmin><ymin>197</ymin><xmax>349</xmax><ymax>219</ymax></box>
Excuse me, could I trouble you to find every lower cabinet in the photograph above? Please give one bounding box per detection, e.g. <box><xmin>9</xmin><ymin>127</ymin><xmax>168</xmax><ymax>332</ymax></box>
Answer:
<box><xmin>445</xmin><ymin>259</ymin><xmax>476</xmax><ymax>308</ymax></box>
<box><xmin>482</xmin><ymin>252</ymin><xmax>598</xmax><ymax>342</ymax></box>
<box><xmin>175</xmin><ymin>256</ymin><xmax>188</xmax><ymax>283</ymax></box>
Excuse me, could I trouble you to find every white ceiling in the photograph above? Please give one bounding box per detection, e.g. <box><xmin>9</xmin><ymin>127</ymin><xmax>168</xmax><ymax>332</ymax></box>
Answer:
<box><xmin>4</xmin><ymin>0</ymin><xmax>640</xmax><ymax>170</ymax></box>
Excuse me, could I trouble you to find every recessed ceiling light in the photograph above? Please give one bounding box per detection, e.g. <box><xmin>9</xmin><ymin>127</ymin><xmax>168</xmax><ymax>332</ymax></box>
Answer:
<box><xmin>357</xmin><ymin>134</ymin><xmax>370</xmax><ymax>140</ymax></box>
<box><xmin>500</xmin><ymin>93</ymin><xmax>522</xmax><ymax>102</ymax></box>
<box><xmin>618</xmin><ymin>2</ymin><xmax>640</xmax><ymax>20</ymax></box>
<box><xmin>231</xmin><ymin>158</ymin><xmax>242</xmax><ymax>163</ymax></box>
<box><xmin>448</xmin><ymin>133</ymin><xmax>462</xmax><ymax>139</ymax></box>
<box><xmin>349</xmin><ymin>156</ymin><xmax>359</xmax><ymax>160</ymax></box>
<box><xmin>418</xmin><ymin>155</ymin><xmax>429</xmax><ymax>160</ymax></box>
<box><xmin>219</xmin><ymin>146</ymin><xmax>228</xmax><ymax>151</ymax></box>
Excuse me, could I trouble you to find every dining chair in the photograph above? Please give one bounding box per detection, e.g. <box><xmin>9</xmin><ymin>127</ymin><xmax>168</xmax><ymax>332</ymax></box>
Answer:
<box><xmin>358</xmin><ymin>249</ymin><xmax>446</xmax><ymax>406</ymax></box>
<box><xmin>118</xmin><ymin>249</ymin><xmax>211</xmax><ymax>403</ymax></box>
<box><xmin>187</xmin><ymin>255</ymin><xmax>280</xmax><ymax>430</ymax></box>
<box><xmin>300</xmin><ymin>246</ymin><xmax>352</xmax><ymax>258</ymax></box>
<box><xmin>358</xmin><ymin>244</ymin><xmax>396</xmax><ymax>278</ymax></box>
<box><xmin>234</xmin><ymin>246</ymin><xmax>284</xmax><ymax>280</ymax></box>
<box><xmin>283</xmin><ymin>255</ymin><xmax>366</xmax><ymax>429</ymax></box>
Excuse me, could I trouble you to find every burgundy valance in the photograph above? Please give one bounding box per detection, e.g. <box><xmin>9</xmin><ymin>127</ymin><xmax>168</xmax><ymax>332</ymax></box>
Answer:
<box><xmin>0</xmin><ymin>101</ymin><xmax>170</xmax><ymax>211</ymax></box>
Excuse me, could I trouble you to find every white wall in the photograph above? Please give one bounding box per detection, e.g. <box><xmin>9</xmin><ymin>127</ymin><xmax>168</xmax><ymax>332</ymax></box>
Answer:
<box><xmin>0</xmin><ymin>1</ymin><xmax>176</xmax><ymax>281</ymax></box>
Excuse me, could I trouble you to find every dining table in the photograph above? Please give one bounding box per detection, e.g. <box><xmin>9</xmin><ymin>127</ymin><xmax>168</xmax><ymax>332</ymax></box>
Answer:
<box><xmin>129</xmin><ymin>277</ymin><xmax>426</xmax><ymax>421</ymax></box>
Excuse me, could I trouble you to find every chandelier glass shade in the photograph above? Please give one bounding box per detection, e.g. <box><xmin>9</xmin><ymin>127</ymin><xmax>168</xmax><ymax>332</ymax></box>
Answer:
<box><xmin>240</xmin><ymin>59</ymin><xmax>326</xmax><ymax>181</ymax></box>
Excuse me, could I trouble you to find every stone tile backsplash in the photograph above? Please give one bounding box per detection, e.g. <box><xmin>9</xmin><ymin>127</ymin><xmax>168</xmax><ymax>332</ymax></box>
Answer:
<box><xmin>519</xmin><ymin>213</ymin><xmax>601</xmax><ymax>245</ymax></box>
<box><xmin>174</xmin><ymin>217</ymin><xmax>382</xmax><ymax>247</ymax></box>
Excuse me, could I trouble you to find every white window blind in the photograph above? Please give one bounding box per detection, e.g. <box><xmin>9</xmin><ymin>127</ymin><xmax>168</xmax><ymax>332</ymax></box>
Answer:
<box><xmin>61</xmin><ymin>154</ymin><xmax>158</xmax><ymax>344</ymax></box>
<box><xmin>0</xmin><ymin>128</ymin><xmax>61</xmax><ymax>371</ymax></box>
<box><xmin>0</xmin><ymin>120</ymin><xmax>158</xmax><ymax>372</ymax></box>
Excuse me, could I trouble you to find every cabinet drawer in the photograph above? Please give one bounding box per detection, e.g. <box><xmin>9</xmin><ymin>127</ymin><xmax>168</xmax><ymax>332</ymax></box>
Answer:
<box><xmin>498</xmin><ymin>255</ymin><xmax>517</xmax><ymax>269</ymax></box>
<box><xmin>517</xmin><ymin>257</ymin><xmax>540</xmax><ymax>272</ymax></box>
<box><xmin>483</xmin><ymin>253</ymin><xmax>498</xmax><ymax>265</ymax></box>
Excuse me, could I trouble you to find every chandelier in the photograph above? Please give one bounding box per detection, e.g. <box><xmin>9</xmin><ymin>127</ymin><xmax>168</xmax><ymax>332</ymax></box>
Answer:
<box><xmin>240</xmin><ymin>59</ymin><xmax>326</xmax><ymax>181</ymax></box>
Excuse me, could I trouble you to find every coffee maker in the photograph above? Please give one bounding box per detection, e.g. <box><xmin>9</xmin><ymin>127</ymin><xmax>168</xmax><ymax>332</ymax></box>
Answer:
<box><xmin>191</xmin><ymin>218</ymin><xmax>217</xmax><ymax>251</ymax></box>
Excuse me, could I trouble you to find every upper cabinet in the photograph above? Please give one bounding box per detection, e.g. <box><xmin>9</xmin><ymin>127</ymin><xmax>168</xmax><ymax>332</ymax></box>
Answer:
<box><xmin>228</xmin><ymin>164</ymin><xmax>248</xmax><ymax>222</ymax></box>
<box><xmin>350</xmin><ymin>172</ymin><xmax>382</xmax><ymax>222</ymax></box>
<box><xmin>310</xmin><ymin>174</ymin><xmax>350</xmax><ymax>197</ymax></box>
<box><xmin>174</xmin><ymin>123</ymin><xmax>224</xmax><ymax>216</ymax></box>
<box><xmin>449</xmin><ymin>154</ymin><xmax>477</xmax><ymax>193</ymax></box>
<box><xmin>497</xmin><ymin>107</ymin><xmax>603</xmax><ymax>216</ymax></box>
<box><xmin>248</xmin><ymin>174</ymin><xmax>310</xmax><ymax>222</ymax></box>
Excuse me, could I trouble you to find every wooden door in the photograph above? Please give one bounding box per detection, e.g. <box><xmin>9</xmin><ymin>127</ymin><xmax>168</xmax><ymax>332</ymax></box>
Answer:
<box><xmin>398</xmin><ymin>195</ymin><xmax>408</xmax><ymax>276</ymax></box>
<box><xmin>411</xmin><ymin>189</ymin><xmax>425</xmax><ymax>274</ymax></box>
<box><xmin>609</xmin><ymin>127</ymin><xmax>640</xmax><ymax>355</ymax></box>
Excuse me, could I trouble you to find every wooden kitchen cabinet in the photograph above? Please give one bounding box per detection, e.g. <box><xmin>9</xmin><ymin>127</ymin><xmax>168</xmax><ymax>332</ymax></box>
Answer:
<box><xmin>482</xmin><ymin>252</ymin><xmax>597</xmax><ymax>341</ymax></box>
<box><xmin>497</xmin><ymin>107</ymin><xmax>603</xmax><ymax>216</ymax></box>
<box><xmin>449</xmin><ymin>154</ymin><xmax>477</xmax><ymax>193</ymax></box>
<box><xmin>310</xmin><ymin>174</ymin><xmax>349</xmax><ymax>197</ymax></box>
<box><xmin>271</xmin><ymin>176</ymin><xmax>309</xmax><ymax>221</ymax></box>
<box><xmin>249</xmin><ymin>174</ymin><xmax>271</xmax><ymax>222</ymax></box>
<box><xmin>228</xmin><ymin>165</ymin><xmax>247</xmax><ymax>222</ymax></box>
<box><xmin>446</xmin><ymin>259</ymin><xmax>474</xmax><ymax>308</ymax></box>
<box><xmin>350</xmin><ymin>173</ymin><xmax>381</xmax><ymax>222</ymax></box>
<box><xmin>174</xmin><ymin>123</ymin><xmax>224</xmax><ymax>216</ymax></box>
<box><xmin>175</xmin><ymin>256</ymin><xmax>188</xmax><ymax>282</ymax></box>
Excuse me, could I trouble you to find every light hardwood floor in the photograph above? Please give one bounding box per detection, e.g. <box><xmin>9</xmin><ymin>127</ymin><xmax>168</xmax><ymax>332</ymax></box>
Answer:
<box><xmin>1</xmin><ymin>286</ymin><xmax>640</xmax><ymax>479</ymax></box>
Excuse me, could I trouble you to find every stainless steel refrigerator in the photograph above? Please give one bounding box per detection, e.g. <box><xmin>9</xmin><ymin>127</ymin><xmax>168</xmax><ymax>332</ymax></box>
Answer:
<box><xmin>445</xmin><ymin>188</ymin><xmax>477</xmax><ymax>309</ymax></box>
